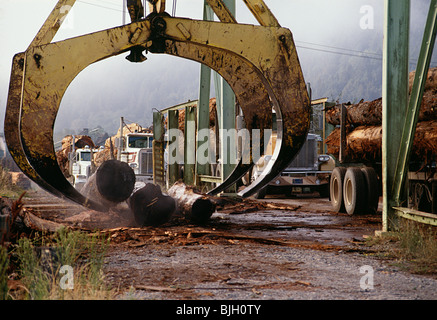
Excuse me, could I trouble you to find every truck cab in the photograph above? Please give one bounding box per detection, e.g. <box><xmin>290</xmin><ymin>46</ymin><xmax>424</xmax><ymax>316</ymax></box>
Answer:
<box><xmin>71</xmin><ymin>146</ymin><xmax>96</xmax><ymax>190</ymax></box>
<box><xmin>120</xmin><ymin>132</ymin><xmax>154</xmax><ymax>181</ymax></box>
<box><xmin>252</xmin><ymin>133</ymin><xmax>334</xmax><ymax>198</ymax></box>
<box><xmin>251</xmin><ymin>98</ymin><xmax>335</xmax><ymax>199</ymax></box>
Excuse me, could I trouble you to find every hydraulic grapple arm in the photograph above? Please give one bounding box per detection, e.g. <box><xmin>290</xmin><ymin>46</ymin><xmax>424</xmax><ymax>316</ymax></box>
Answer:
<box><xmin>4</xmin><ymin>0</ymin><xmax>310</xmax><ymax>210</ymax></box>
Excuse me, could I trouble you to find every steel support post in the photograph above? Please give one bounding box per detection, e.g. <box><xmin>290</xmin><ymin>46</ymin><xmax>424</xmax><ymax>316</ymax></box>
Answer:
<box><xmin>219</xmin><ymin>0</ymin><xmax>237</xmax><ymax>194</ymax></box>
<box><xmin>153</xmin><ymin>111</ymin><xmax>165</xmax><ymax>187</ymax></box>
<box><xmin>392</xmin><ymin>0</ymin><xmax>437</xmax><ymax>204</ymax></box>
<box><xmin>382</xmin><ymin>0</ymin><xmax>410</xmax><ymax>231</ymax></box>
<box><xmin>184</xmin><ymin>106</ymin><xmax>197</xmax><ymax>186</ymax></box>
<box><xmin>168</xmin><ymin>109</ymin><xmax>180</xmax><ymax>187</ymax></box>
<box><xmin>196</xmin><ymin>1</ymin><xmax>215</xmax><ymax>178</ymax></box>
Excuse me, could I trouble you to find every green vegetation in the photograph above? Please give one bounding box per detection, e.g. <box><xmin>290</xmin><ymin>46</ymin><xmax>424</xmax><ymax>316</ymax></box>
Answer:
<box><xmin>0</xmin><ymin>246</ymin><xmax>8</xmax><ymax>300</ymax></box>
<box><xmin>367</xmin><ymin>220</ymin><xmax>437</xmax><ymax>275</ymax></box>
<box><xmin>2</xmin><ymin>228</ymin><xmax>114</xmax><ymax>300</ymax></box>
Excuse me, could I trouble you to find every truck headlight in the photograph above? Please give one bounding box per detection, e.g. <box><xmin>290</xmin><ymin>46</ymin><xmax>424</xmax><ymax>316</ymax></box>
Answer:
<box><xmin>129</xmin><ymin>163</ymin><xmax>138</xmax><ymax>169</ymax></box>
<box><xmin>318</xmin><ymin>155</ymin><xmax>330</xmax><ymax>162</ymax></box>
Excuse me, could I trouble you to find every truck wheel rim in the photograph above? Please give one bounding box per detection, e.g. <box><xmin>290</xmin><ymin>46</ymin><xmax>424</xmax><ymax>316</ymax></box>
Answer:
<box><xmin>345</xmin><ymin>179</ymin><xmax>353</xmax><ymax>206</ymax></box>
<box><xmin>333</xmin><ymin>176</ymin><xmax>341</xmax><ymax>204</ymax></box>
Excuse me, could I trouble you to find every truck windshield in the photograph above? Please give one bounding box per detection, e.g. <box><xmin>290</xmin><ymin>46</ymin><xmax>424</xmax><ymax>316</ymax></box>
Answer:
<box><xmin>80</xmin><ymin>152</ymin><xmax>91</xmax><ymax>161</ymax></box>
<box><xmin>128</xmin><ymin>136</ymin><xmax>150</xmax><ymax>148</ymax></box>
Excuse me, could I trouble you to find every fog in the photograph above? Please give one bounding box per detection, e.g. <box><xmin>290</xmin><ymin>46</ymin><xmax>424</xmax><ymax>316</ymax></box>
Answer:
<box><xmin>0</xmin><ymin>0</ymin><xmax>435</xmax><ymax>140</ymax></box>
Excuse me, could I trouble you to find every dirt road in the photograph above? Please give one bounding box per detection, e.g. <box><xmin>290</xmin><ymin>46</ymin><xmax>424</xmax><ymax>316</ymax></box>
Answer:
<box><xmin>23</xmin><ymin>190</ymin><xmax>437</xmax><ymax>300</ymax></box>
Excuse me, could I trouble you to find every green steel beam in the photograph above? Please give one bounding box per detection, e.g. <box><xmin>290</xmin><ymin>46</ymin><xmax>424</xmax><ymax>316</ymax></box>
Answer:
<box><xmin>153</xmin><ymin>111</ymin><xmax>164</xmax><ymax>142</ymax></box>
<box><xmin>382</xmin><ymin>0</ymin><xmax>410</xmax><ymax>231</ymax></box>
<box><xmin>184</xmin><ymin>105</ymin><xmax>197</xmax><ymax>186</ymax></box>
<box><xmin>196</xmin><ymin>1</ymin><xmax>215</xmax><ymax>178</ymax></box>
<box><xmin>168</xmin><ymin>109</ymin><xmax>180</xmax><ymax>187</ymax></box>
<box><xmin>219</xmin><ymin>0</ymin><xmax>237</xmax><ymax>194</ymax></box>
<box><xmin>393</xmin><ymin>207</ymin><xmax>437</xmax><ymax>227</ymax></box>
<box><xmin>392</xmin><ymin>0</ymin><xmax>437</xmax><ymax>205</ymax></box>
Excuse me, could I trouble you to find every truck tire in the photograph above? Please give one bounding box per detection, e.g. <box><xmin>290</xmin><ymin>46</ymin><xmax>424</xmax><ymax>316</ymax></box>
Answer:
<box><xmin>361</xmin><ymin>167</ymin><xmax>379</xmax><ymax>214</ymax></box>
<box><xmin>330</xmin><ymin>167</ymin><xmax>346</xmax><ymax>212</ymax></box>
<box><xmin>343</xmin><ymin>167</ymin><xmax>367</xmax><ymax>215</ymax></box>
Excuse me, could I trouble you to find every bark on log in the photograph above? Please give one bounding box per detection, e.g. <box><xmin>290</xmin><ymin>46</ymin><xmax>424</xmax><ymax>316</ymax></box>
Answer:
<box><xmin>128</xmin><ymin>183</ymin><xmax>176</xmax><ymax>226</ymax></box>
<box><xmin>21</xmin><ymin>209</ymin><xmax>67</xmax><ymax>233</ymax></box>
<box><xmin>167</xmin><ymin>181</ymin><xmax>216</xmax><ymax>224</ymax></box>
<box><xmin>95</xmin><ymin>160</ymin><xmax>136</xmax><ymax>203</ymax></box>
<box><xmin>325</xmin><ymin>120</ymin><xmax>437</xmax><ymax>163</ymax></box>
<box><xmin>81</xmin><ymin>173</ymin><xmax>119</xmax><ymax>209</ymax></box>
<box><xmin>326</xmin><ymin>90</ymin><xmax>437</xmax><ymax>126</ymax></box>
<box><xmin>409</xmin><ymin>66</ymin><xmax>437</xmax><ymax>93</ymax></box>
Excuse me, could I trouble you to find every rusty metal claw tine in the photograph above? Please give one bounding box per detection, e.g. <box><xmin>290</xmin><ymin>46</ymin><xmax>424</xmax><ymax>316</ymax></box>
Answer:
<box><xmin>4</xmin><ymin>53</ymin><xmax>66</xmax><ymax>199</ymax></box>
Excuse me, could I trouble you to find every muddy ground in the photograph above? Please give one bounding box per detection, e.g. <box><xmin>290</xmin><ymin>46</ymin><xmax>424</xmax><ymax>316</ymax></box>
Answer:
<box><xmin>22</xmin><ymin>189</ymin><xmax>437</xmax><ymax>300</ymax></box>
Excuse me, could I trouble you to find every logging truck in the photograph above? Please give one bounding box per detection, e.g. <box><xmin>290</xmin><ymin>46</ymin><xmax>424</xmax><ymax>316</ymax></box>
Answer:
<box><xmin>326</xmin><ymin>103</ymin><xmax>437</xmax><ymax>215</ymax></box>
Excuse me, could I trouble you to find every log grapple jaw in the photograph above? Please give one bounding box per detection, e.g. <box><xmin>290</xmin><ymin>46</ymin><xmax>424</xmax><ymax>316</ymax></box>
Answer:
<box><xmin>4</xmin><ymin>0</ymin><xmax>310</xmax><ymax>210</ymax></box>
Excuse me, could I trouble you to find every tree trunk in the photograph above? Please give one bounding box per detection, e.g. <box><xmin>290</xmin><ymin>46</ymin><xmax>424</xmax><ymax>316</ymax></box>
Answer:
<box><xmin>81</xmin><ymin>173</ymin><xmax>119</xmax><ymax>209</ymax></box>
<box><xmin>95</xmin><ymin>160</ymin><xmax>136</xmax><ymax>203</ymax></box>
<box><xmin>128</xmin><ymin>183</ymin><xmax>176</xmax><ymax>226</ymax></box>
<box><xmin>167</xmin><ymin>181</ymin><xmax>216</xmax><ymax>224</ymax></box>
<box><xmin>409</xmin><ymin>66</ymin><xmax>437</xmax><ymax>93</ymax></box>
<box><xmin>326</xmin><ymin>90</ymin><xmax>437</xmax><ymax>126</ymax></box>
<box><xmin>325</xmin><ymin>120</ymin><xmax>437</xmax><ymax>163</ymax></box>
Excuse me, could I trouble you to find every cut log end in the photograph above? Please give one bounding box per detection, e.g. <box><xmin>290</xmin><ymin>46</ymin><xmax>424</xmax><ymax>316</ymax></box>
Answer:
<box><xmin>128</xmin><ymin>183</ymin><xmax>176</xmax><ymax>227</ymax></box>
<box><xmin>96</xmin><ymin>160</ymin><xmax>136</xmax><ymax>203</ymax></box>
<box><xmin>190</xmin><ymin>198</ymin><xmax>215</xmax><ymax>224</ymax></box>
<box><xmin>167</xmin><ymin>182</ymin><xmax>216</xmax><ymax>224</ymax></box>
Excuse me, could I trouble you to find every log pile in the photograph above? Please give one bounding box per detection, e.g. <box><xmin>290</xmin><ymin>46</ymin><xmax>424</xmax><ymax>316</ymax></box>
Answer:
<box><xmin>325</xmin><ymin>67</ymin><xmax>437</xmax><ymax>163</ymax></box>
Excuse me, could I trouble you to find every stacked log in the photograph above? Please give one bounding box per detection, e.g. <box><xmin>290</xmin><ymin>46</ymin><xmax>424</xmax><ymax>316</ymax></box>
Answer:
<box><xmin>325</xmin><ymin>91</ymin><xmax>437</xmax><ymax>126</ymax></box>
<box><xmin>325</xmin><ymin>67</ymin><xmax>437</xmax><ymax>163</ymax></box>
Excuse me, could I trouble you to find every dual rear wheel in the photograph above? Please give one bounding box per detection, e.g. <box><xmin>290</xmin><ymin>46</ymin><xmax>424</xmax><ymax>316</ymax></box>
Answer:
<box><xmin>330</xmin><ymin>166</ymin><xmax>379</xmax><ymax>215</ymax></box>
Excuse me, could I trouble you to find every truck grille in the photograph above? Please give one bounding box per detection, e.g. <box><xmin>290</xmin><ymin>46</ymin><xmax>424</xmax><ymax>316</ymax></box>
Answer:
<box><xmin>139</xmin><ymin>149</ymin><xmax>153</xmax><ymax>175</ymax></box>
<box><xmin>286</xmin><ymin>134</ymin><xmax>318</xmax><ymax>171</ymax></box>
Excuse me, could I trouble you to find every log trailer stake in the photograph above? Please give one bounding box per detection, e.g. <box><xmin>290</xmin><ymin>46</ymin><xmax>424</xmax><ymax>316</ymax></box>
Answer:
<box><xmin>4</xmin><ymin>0</ymin><xmax>310</xmax><ymax>210</ymax></box>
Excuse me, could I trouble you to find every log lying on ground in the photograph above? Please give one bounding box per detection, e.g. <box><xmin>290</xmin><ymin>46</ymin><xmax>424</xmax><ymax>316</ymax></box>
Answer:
<box><xmin>326</xmin><ymin>90</ymin><xmax>437</xmax><ymax>126</ymax></box>
<box><xmin>167</xmin><ymin>182</ymin><xmax>216</xmax><ymax>224</ymax></box>
<box><xmin>80</xmin><ymin>160</ymin><xmax>135</xmax><ymax>209</ymax></box>
<box><xmin>81</xmin><ymin>173</ymin><xmax>119</xmax><ymax>209</ymax></box>
<box><xmin>128</xmin><ymin>183</ymin><xmax>176</xmax><ymax>226</ymax></box>
<box><xmin>96</xmin><ymin>160</ymin><xmax>135</xmax><ymax>203</ymax></box>
<box><xmin>325</xmin><ymin>120</ymin><xmax>437</xmax><ymax>163</ymax></box>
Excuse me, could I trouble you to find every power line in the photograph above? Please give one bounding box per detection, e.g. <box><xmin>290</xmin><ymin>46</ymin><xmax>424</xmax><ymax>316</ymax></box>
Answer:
<box><xmin>296</xmin><ymin>40</ymin><xmax>382</xmax><ymax>59</ymax></box>
<box><xmin>295</xmin><ymin>41</ymin><xmax>436</xmax><ymax>67</ymax></box>
<box><xmin>296</xmin><ymin>44</ymin><xmax>383</xmax><ymax>62</ymax></box>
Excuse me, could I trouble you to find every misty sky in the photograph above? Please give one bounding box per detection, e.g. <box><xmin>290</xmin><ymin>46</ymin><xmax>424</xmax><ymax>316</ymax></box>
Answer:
<box><xmin>0</xmin><ymin>0</ymin><xmax>434</xmax><ymax>138</ymax></box>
